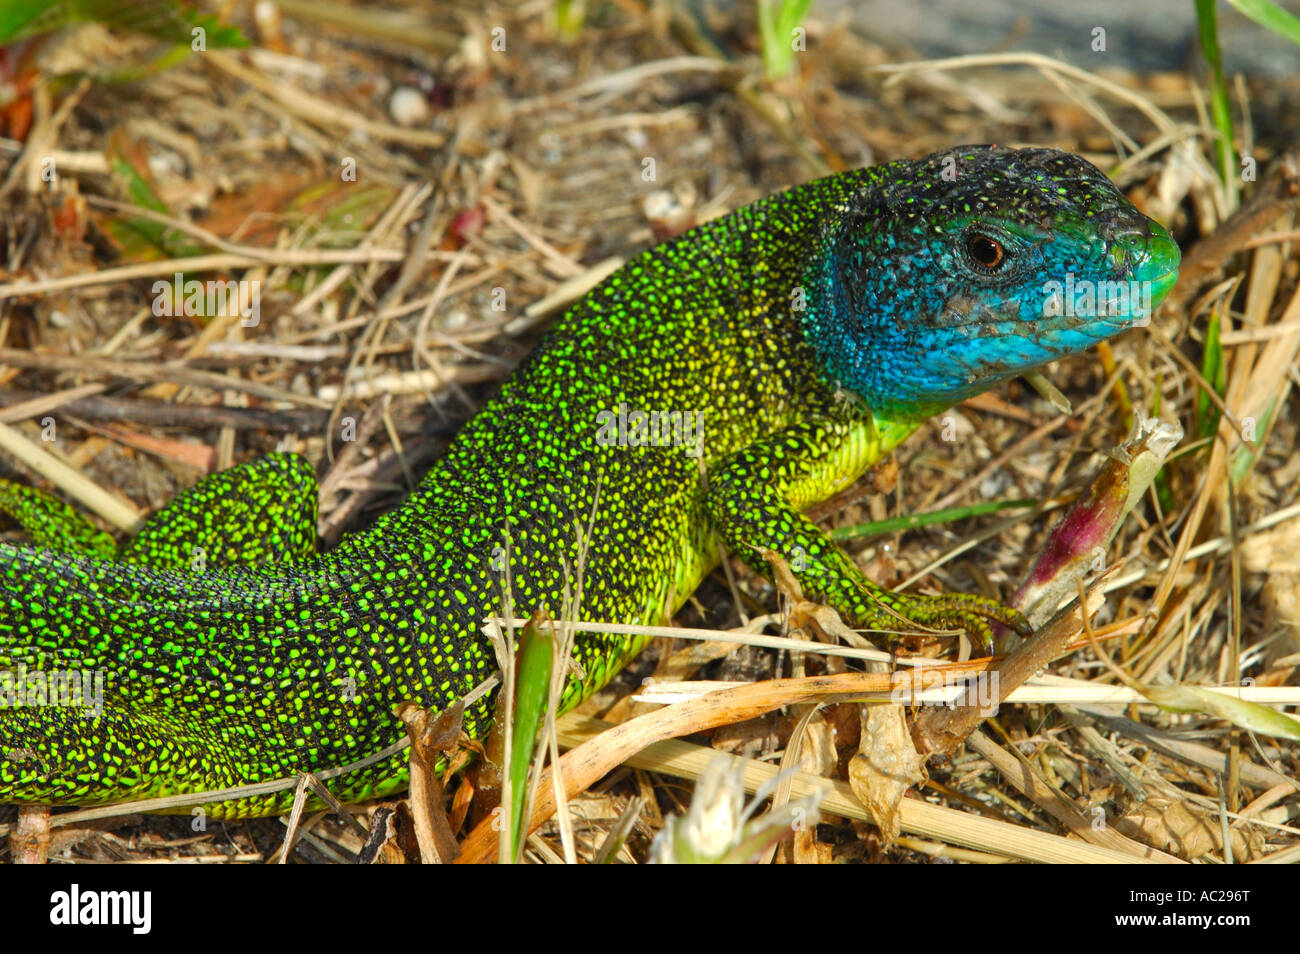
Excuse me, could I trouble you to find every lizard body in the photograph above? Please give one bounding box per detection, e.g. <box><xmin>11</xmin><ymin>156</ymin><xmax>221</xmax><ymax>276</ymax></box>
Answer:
<box><xmin>0</xmin><ymin>146</ymin><xmax>1179</xmax><ymax>817</ymax></box>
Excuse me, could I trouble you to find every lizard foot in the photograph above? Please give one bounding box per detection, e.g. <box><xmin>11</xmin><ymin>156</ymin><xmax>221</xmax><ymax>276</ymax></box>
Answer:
<box><xmin>851</xmin><ymin>586</ymin><xmax>1032</xmax><ymax>656</ymax></box>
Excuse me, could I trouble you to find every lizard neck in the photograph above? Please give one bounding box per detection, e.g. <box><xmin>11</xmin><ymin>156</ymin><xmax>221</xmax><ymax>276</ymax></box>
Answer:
<box><xmin>791</xmin><ymin>160</ymin><xmax>956</xmax><ymax>423</ymax></box>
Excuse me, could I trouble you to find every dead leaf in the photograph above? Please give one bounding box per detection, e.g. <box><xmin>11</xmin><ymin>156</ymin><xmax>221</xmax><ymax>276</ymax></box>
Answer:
<box><xmin>1112</xmin><ymin>797</ymin><xmax>1259</xmax><ymax>861</ymax></box>
<box><xmin>847</xmin><ymin>700</ymin><xmax>924</xmax><ymax>848</ymax></box>
<box><xmin>356</xmin><ymin>804</ymin><xmax>421</xmax><ymax>864</ymax></box>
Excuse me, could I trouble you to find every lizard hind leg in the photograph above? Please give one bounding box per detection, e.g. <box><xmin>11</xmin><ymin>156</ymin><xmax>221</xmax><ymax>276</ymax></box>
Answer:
<box><xmin>0</xmin><ymin>452</ymin><xmax>319</xmax><ymax>571</ymax></box>
<box><xmin>0</xmin><ymin>478</ymin><xmax>118</xmax><ymax>558</ymax></box>
<box><xmin>119</xmin><ymin>451</ymin><xmax>319</xmax><ymax>571</ymax></box>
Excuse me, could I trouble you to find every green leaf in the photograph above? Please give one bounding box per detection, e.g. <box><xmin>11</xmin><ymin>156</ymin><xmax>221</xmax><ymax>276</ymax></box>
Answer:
<box><xmin>757</xmin><ymin>0</ymin><xmax>814</xmax><ymax>80</ymax></box>
<box><xmin>0</xmin><ymin>0</ymin><xmax>247</xmax><ymax>47</ymax></box>
<box><xmin>1195</xmin><ymin>308</ymin><xmax>1226</xmax><ymax>440</ymax></box>
<box><xmin>104</xmin><ymin>155</ymin><xmax>204</xmax><ymax>260</ymax></box>
<box><xmin>1227</xmin><ymin>0</ymin><xmax>1300</xmax><ymax>47</ymax></box>
<box><xmin>0</xmin><ymin>0</ymin><xmax>60</xmax><ymax>44</ymax></box>
<box><xmin>1143</xmin><ymin>684</ymin><xmax>1300</xmax><ymax>741</ymax></box>
<box><xmin>506</xmin><ymin>616</ymin><xmax>555</xmax><ymax>862</ymax></box>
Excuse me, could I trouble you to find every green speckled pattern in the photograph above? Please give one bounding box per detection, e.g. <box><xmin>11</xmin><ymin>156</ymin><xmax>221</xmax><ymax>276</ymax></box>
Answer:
<box><xmin>0</xmin><ymin>146</ymin><xmax>1177</xmax><ymax>816</ymax></box>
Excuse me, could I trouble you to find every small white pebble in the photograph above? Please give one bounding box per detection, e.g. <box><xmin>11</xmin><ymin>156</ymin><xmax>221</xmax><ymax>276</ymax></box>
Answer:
<box><xmin>147</xmin><ymin>152</ymin><xmax>183</xmax><ymax>177</ymax></box>
<box><xmin>979</xmin><ymin>473</ymin><xmax>1009</xmax><ymax>499</ymax></box>
<box><xmin>641</xmin><ymin>190</ymin><xmax>681</xmax><ymax>222</ymax></box>
<box><xmin>389</xmin><ymin>87</ymin><xmax>430</xmax><ymax>127</ymax></box>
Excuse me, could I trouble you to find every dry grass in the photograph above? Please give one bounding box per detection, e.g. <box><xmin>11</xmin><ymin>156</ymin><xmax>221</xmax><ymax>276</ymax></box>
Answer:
<box><xmin>0</xmin><ymin>1</ymin><xmax>1298</xmax><ymax>864</ymax></box>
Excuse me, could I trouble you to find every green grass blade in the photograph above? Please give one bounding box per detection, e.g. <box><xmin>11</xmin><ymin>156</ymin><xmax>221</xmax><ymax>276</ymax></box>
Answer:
<box><xmin>1195</xmin><ymin>307</ymin><xmax>1226</xmax><ymax>440</ymax></box>
<box><xmin>506</xmin><ymin>617</ymin><xmax>555</xmax><ymax>862</ymax></box>
<box><xmin>1195</xmin><ymin>0</ymin><xmax>1238</xmax><ymax>202</ymax></box>
<box><xmin>829</xmin><ymin>498</ymin><xmax>1035</xmax><ymax>542</ymax></box>
<box><xmin>1227</xmin><ymin>0</ymin><xmax>1300</xmax><ymax>45</ymax></box>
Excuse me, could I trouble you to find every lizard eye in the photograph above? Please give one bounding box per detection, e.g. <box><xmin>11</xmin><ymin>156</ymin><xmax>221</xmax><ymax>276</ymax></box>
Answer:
<box><xmin>965</xmin><ymin>232</ymin><xmax>1007</xmax><ymax>272</ymax></box>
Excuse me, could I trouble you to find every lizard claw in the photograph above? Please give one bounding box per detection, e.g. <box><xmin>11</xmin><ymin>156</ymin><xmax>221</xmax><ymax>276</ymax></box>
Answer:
<box><xmin>855</xmin><ymin>587</ymin><xmax>1031</xmax><ymax>656</ymax></box>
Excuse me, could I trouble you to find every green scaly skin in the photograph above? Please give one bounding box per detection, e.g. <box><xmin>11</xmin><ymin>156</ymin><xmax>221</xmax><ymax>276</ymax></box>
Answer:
<box><xmin>0</xmin><ymin>146</ymin><xmax>1179</xmax><ymax>818</ymax></box>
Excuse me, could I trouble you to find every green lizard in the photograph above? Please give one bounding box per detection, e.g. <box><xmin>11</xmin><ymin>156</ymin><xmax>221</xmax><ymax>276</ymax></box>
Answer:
<box><xmin>0</xmin><ymin>145</ymin><xmax>1179</xmax><ymax>818</ymax></box>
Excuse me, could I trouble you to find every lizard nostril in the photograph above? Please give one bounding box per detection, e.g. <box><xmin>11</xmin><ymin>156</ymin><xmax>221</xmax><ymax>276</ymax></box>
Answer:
<box><xmin>1105</xmin><ymin>223</ymin><xmax>1152</xmax><ymax>269</ymax></box>
<box><xmin>1106</xmin><ymin>217</ymin><xmax>1180</xmax><ymax>288</ymax></box>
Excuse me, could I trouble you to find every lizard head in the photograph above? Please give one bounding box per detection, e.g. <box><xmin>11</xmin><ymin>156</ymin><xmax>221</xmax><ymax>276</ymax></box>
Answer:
<box><xmin>810</xmin><ymin>145</ymin><xmax>1180</xmax><ymax>416</ymax></box>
